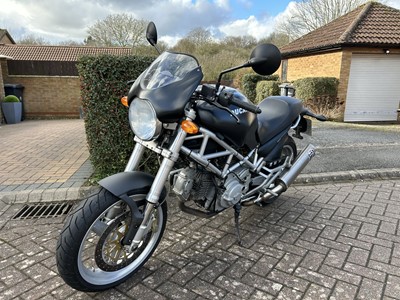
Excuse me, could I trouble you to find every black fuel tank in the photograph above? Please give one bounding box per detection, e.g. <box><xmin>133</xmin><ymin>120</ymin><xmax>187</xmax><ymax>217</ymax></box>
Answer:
<box><xmin>195</xmin><ymin>87</ymin><xmax>258</xmax><ymax>148</ymax></box>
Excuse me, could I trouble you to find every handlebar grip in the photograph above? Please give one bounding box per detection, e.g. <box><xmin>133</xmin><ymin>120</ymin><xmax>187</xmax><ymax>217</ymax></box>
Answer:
<box><xmin>229</xmin><ymin>96</ymin><xmax>262</xmax><ymax>114</ymax></box>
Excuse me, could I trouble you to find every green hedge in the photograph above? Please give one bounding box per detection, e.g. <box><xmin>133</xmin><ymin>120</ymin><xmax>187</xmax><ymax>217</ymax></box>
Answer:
<box><xmin>293</xmin><ymin>77</ymin><xmax>339</xmax><ymax>101</ymax></box>
<box><xmin>241</xmin><ymin>73</ymin><xmax>279</xmax><ymax>102</ymax></box>
<box><xmin>78</xmin><ymin>54</ymin><xmax>155</xmax><ymax>180</ymax></box>
<box><xmin>255</xmin><ymin>80</ymin><xmax>280</xmax><ymax>103</ymax></box>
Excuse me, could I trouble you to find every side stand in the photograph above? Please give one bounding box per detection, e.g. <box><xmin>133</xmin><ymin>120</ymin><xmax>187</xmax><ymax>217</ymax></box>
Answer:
<box><xmin>234</xmin><ymin>203</ymin><xmax>243</xmax><ymax>246</ymax></box>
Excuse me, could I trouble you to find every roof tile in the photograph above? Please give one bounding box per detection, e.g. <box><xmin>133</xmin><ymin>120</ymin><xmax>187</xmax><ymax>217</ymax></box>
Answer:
<box><xmin>280</xmin><ymin>2</ymin><xmax>400</xmax><ymax>57</ymax></box>
<box><xmin>0</xmin><ymin>44</ymin><xmax>132</xmax><ymax>61</ymax></box>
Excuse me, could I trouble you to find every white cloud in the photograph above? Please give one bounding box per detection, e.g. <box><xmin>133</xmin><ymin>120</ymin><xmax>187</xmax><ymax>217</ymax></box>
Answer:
<box><xmin>219</xmin><ymin>15</ymin><xmax>275</xmax><ymax>40</ymax></box>
<box><xmin>386</xmin><ymin>0</ymin><xmax>400</xmax><ymax>9</ymax></box>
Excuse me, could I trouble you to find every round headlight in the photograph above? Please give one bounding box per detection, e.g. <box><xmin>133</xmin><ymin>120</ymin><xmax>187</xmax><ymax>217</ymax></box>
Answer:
<box><xmin>129</xmin><ymin>98</ymin><xmax>162</xmax><ymax>140</ymax></box>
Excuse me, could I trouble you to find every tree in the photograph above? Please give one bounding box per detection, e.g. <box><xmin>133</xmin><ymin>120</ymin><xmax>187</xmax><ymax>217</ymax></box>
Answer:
<box><xmin>17</xmin><ymin>34</ymin><xmax>49</xmax><ymax>45</ymax></box>
<box><xmin>186</xmin><ymin>27</ymin><xmax>212</xmax><ymax>46</ymax></box>
<box><xmin>258</xmin><ymin>32</ymin><xmax>290</xmax><ymax>48</ymax></box>
<box><xmin>222</xmin><ymin>35</ymin><xmax>257</xmax><ymax>49</ymax></box>
<box><xmin>87</xmin><ymin>14</ymin><xmax>148</xmax><ymax>47</ymax></box>
<box><xmin>276</xmin><ymin>0</ymin><xmax>380</xmax><ymax>40</ymax></box>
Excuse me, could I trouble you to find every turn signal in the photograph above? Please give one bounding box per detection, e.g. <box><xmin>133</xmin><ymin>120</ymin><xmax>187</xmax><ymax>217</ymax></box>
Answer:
<box><xmin>181</xmin><ymin>120</ymin><xmax>199</xmax><ymax>134</ymax></box>
<box><xmin>121</xmin><ymin>96</ymin><xmax>128</xmax><ymax>107</ymax></box>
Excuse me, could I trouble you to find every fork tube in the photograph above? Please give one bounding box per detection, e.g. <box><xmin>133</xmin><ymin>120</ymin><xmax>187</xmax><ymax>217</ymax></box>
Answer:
<box><xmin>130</xmin><ymin>127</ymin><xmax>188</xmax><ymax>249</ymax></box>
<box><xmin>125</xmin><ymin>143</ymin><xmax>146</xmax><ymax>172</ymax></box>
<box><xmin>146</xmin><ymin>127</ymin><xmax>188</xmax><ymax>204</ymax></box>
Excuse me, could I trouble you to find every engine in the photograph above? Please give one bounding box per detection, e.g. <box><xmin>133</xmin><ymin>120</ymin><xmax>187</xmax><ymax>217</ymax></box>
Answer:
<box><xmin>172</xmin><ymin>166</ymin><xmax>251</xmax><ymax>212</ymax></box>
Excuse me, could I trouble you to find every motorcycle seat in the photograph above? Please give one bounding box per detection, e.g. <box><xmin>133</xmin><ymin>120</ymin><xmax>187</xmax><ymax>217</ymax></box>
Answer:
<box><xmin>257</xmin><ymin>96</ymin><xmax>303</xmax><ymax>144</ymax></box>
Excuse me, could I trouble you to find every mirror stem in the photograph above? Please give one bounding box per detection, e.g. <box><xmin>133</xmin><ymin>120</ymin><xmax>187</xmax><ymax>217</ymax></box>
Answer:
<box><xmin>215</xmin><ymin>64</ymin><xmax>246</xmax><ymax>93</ymax></box>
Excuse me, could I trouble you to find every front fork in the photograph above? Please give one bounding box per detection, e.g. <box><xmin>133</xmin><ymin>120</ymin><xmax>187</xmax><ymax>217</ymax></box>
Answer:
<box><xmin>127</xmin><ymin>126</ymin><xmax>188</xmax><ymax>250</ymax></box>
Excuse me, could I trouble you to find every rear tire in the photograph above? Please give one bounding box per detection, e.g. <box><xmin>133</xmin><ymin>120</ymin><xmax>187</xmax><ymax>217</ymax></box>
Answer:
<box><xmin>56</xmin><ymin>187</ymin><xmax>167</xmax><ymax>292</ymax></box>
<box><xmin>261</xmin><ymin>136</ymin><xmax>297</xmax><ymax>205</ymax></box>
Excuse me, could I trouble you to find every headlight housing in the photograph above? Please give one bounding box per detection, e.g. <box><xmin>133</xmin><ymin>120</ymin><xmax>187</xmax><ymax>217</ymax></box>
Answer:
<box><xmin>129</xmin><ymin>98</ymin><xmax>162</xmax><ymax>141</ymax></box>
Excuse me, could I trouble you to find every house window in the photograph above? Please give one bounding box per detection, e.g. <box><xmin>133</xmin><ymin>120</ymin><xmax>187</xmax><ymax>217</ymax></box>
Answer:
<box><xmin>281</xmin><ymin>59</ymin><xmax>288</xmax><ymax>81</ymax></box>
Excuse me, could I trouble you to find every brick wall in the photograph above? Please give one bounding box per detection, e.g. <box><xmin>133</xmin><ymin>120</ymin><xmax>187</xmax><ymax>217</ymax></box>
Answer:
<box><xmin>1</xmin><ymin>60</ymin><xmax>81</xmax><ymax>118</ymax></box>
<box><xmin>8</xmin><ymin>76</ymin><xmax>81</xmax><ymax>118</ymax></box>
<box><xmin>286</xmin><ymin>51</ymin><xmax>343</xmax><ymax>81</ymax></box>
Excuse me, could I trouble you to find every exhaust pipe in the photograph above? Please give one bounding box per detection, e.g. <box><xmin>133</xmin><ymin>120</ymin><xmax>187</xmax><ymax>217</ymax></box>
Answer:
<box><xmin>260</xmin><ymin>144</ymin><xmax>316</xmax><ymax>203</ymax></box>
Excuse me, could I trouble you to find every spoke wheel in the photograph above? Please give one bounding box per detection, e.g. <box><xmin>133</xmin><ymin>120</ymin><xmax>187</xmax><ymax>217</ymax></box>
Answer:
<box><xmin>56</xmin><ymin>187</ymin><xmax>167</xmax><ymax>292</ymax></box>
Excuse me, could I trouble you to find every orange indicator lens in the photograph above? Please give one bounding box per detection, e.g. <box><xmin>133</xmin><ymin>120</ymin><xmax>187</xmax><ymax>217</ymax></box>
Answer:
<box><xmin>181</xmin><ymin>120</ymin><xmax>199</xmax><ymax>134</ymax></box>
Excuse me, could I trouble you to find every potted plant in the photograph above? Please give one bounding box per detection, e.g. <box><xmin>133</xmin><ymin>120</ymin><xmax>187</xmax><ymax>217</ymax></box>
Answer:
<box><xmin>1</xmin><ymin>95</ymin><xmax>22</xmax><ymax>124</ymax></box>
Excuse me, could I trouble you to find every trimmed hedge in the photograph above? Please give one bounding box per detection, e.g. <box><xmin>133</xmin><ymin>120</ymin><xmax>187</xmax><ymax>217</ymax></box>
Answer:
<box><xmin>255</xmin><ymin>80</ymin><xmax>280</xmax><ymax>103</ymax></box>
<box><xmin>293</xmin><ymin>77</ymin><xmax>342</xmax><ymax>121</ymax></box>
<box><xmin>78</xmin><ymin>54</ymin><xmax>155</xmax><ymax>179</ymax></box>
<box><xmin>293</xmin><ymin>77</ymin><xmax>339</xmax><ymax>101</ymax></box>
<box><xmin>241</xmin><ymin>73</ymin><xmax>279</xmax><ymax>102</ymax></box>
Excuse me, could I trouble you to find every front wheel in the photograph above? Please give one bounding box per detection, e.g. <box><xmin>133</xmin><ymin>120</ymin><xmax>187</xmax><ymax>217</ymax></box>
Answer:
<box><xmin>56</xmin><ymin>187</ymin><xmax>167</xmax><ymax>292</ymax></box>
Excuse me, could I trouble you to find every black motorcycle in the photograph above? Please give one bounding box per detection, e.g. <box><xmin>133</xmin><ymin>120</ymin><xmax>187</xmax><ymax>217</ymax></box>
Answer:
<box><xmin>56</xmin><ymin>22</ymin><xmax>326</xmax><ymax>291</ymax></box>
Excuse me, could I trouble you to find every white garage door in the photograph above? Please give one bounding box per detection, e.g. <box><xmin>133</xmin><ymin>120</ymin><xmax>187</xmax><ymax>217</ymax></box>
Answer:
<box><xmin>344</xmin><ymin>54</ymin><xmax>400</xmax><ymax>122</ymax></box>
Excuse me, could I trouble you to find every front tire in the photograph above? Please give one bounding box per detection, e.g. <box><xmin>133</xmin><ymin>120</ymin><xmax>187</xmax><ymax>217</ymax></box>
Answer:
<box><xmin>56</xmin><ymin>187</ymin><xmax>167</xmax><ymax>292</ymax></box>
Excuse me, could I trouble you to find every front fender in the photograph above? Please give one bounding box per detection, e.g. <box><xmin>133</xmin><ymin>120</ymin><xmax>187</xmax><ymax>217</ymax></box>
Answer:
<box><xmin>99</xmin><ymin>171</ymin><xmax>164</xmax><ymax>198</ymax></box>
<box><xmin>99</xmin><ymin>171</ymin><xmax>167</xmax><ymax>246</ymax></box>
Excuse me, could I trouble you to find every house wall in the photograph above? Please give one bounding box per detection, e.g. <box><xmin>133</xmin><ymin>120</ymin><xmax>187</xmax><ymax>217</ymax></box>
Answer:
<box><xmin>283</xmin><ymin>47</ymin><xmax>400</xmax><ymax>120</ymax></box>
<box><xmin>286</xmin><ymin>51</ymin><xmax>343</xmax><ymax>81</ymax></box>
<box><xmin>0</xmin><ymin>35</ymin><xmax>14</xmax><ymax>44</ymax></box>
<box><xmin>1</xmin><ymin>61</ymin><xmax>81</xmax><ymax>118</ymax></box>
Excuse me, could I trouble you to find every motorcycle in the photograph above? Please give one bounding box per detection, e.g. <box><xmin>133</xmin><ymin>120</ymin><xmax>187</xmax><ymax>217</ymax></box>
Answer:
<box><xmin>56</xmin><ymin>22</ymin><xmax>326</xmax><ymax>292</ymax></box>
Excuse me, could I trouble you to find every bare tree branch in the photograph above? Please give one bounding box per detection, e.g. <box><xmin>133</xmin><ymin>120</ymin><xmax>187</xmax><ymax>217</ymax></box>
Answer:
<box><xmin>275</xmin><ymin>0</ymin><xmax>383</xmax><ymax>41</ymax></box>
<box><xmin>87</xmin><ymin>14</ymin><xmax>148</xmax><ymax>47</ymax></box>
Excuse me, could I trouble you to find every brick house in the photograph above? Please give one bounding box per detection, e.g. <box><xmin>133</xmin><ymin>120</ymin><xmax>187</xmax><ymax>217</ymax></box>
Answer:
<box><xmin>279</xmin><ymin>2</ymin><xmax>400</xmax><ymax>122</ymax></box>
<box><xmin>0</xmin><ymin>44</ymin><xmax>131</xmax><ymax>119</ymax></box>
<box><xmin>0</xmin><ymin>29</ymin><xmax>15</xmax><ymax>44</ymax></box>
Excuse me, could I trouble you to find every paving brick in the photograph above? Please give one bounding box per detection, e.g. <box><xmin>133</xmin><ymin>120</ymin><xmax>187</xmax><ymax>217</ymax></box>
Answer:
<box><xmin>187</xmin><ymin>278</ymin><xmax>226</xmax><ymax>299</ymax></box>
<box><xmin>347</xmin><ymin>247</ymin><xmax>369</xmax><ymax>266</ymax></box>
<box><xmin>303</xmin><ymin>283</ymin><xmax>330</xmax><ymax>300</ymax></box>
<box><xmin>329</xmin><ymin>281</ymin><xmax>358</xmax><ymax>300</ymax></box>
<box><xmin>198</xmin><ymin>260</ymin><xmax>230</xmax><ymax>283</ymax></box>
<box><xmin>215</xmin><ymin>275</ymin><xmax>254</xmax><ymax>298</ymax></box>
<box><xmin>274</xmin><ymin>252</ymin><xmax>302</xmax><ymax>274</ymax></box>
<box><xmin>276</xmin><ymin>287</ymin><xmax>303</xmax><ymax>300</ymax></box>
<box><xmin>143</xmin><ymin>264</ymin><xmax>178</xmax><ymax>289</ymax></box>
<box><xmin>300</xmin><ymin>251</ymin><xmax>325</xmax><ymax>271</ymax></box>
<box><xmin>385</xmin><ymin>275</ymin><xmax>400</xmax><ymax>299</ymax></box>
<box><xmin>156</xmin><ymin>281</ymin><xmax>198</xmax><ymax>300</ymax></box>
<box><xmin>344</xmin><ymin>262</ymin><xmax>386</xmax><ymax>282</ymax></box>
<box><xmin>319</xmin><ymin>264</ymin><xmax>361</xmax><ymax>285</ymax></box>
<box><xmin>294</xmin><ymin>267</ymin><xmax>336</xmax><ymax>288</ymax></box>
<box><xmin>241</xmin><ymin>273</ymin><xmax>282</xmax><ymax>296</ymax></box>
<box><xmin>357</xmin><ymin>278</ymin><xmax>384</xmax><ymax>300</ymax></box>
<box><xmin>249</xmin><ymin>290</ymin><xmax>275</xmax><ymax>300</ymax></box>
<box><xmin>267</xmin><ymin>269</ymin><xmax>309</xmax><ymax>292</ymax></box>
<box><xmin>170</xmin><ymin>262</ymin><xmax>204</xmax><ymax>285</ymax></box>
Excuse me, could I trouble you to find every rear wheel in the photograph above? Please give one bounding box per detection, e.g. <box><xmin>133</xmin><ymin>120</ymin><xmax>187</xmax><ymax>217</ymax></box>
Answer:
<box><xmin>56</xmin><ymin>187</ymin><xmax>167</xmax><ymax>292</ymax></box>
<box><xmin>262</xmin><ymin>136</ymin><xmax>297</xmax><ymax>205</ymax></box>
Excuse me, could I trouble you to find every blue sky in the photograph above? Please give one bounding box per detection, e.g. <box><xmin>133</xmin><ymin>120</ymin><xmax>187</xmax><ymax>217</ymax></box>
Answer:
<box><xmin>230</xmin><ymin>0</ymin><xmax>293</xmax><ymax>18</ymax></box>
<box><xmin>0</xmin><ymin>0</ymin><xmax>399</xmax><ymax>45</ymax></box>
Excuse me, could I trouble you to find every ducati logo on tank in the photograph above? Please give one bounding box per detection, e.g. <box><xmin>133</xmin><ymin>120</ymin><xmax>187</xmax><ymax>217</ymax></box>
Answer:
<box><xmin>232</xmin><ymin>108</ymin><xmax>247</xmax><ymax>115</ymax></box>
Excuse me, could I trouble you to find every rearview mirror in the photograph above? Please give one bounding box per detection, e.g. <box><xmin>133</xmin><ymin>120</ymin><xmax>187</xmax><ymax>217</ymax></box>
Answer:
<box><xmin>146</xmin><ymin>22</ymin><xmax>158</xmax><ymax>46</ymax></box>
<box><xmin>248</xmin><ymin>44</ymin><xmax>281</xmax><ymax>75</ymax></box>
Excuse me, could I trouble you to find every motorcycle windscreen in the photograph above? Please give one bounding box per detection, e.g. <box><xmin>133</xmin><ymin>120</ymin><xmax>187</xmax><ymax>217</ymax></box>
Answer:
<box><xmin>128</xmin><ymin>52</ymin><xmax>203</xmax><ymax>123</ymax></box>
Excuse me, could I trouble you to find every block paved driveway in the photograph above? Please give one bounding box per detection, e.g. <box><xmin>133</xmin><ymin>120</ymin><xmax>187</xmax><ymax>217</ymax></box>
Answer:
<box><xmin>1</xmin><ymin>179</ymin><xmax>400</xmax><ymax>299</ymax></box>
<box><xmin>0</xmin><ymin>120</ymin><xmax>91</xmax><ymax>194</ymax></box>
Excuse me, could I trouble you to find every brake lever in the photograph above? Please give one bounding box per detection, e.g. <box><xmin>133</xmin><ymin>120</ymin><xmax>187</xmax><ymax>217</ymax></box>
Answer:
<box><xmin>212</xmin><ymin>101</ymin><xmax>240</xmax><ymax>124</ymax></box>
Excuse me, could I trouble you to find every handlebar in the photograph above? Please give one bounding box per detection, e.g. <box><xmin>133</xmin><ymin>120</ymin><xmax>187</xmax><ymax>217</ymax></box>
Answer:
<box><xmin>228</xmin><ymin>95</ymin><xmax>262</xmax><ymax>114</ymax></box>
<box><xmin>218</xmin><ymin>90</ymin><xmax>262</xmax><ymax>114</ymax></box>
